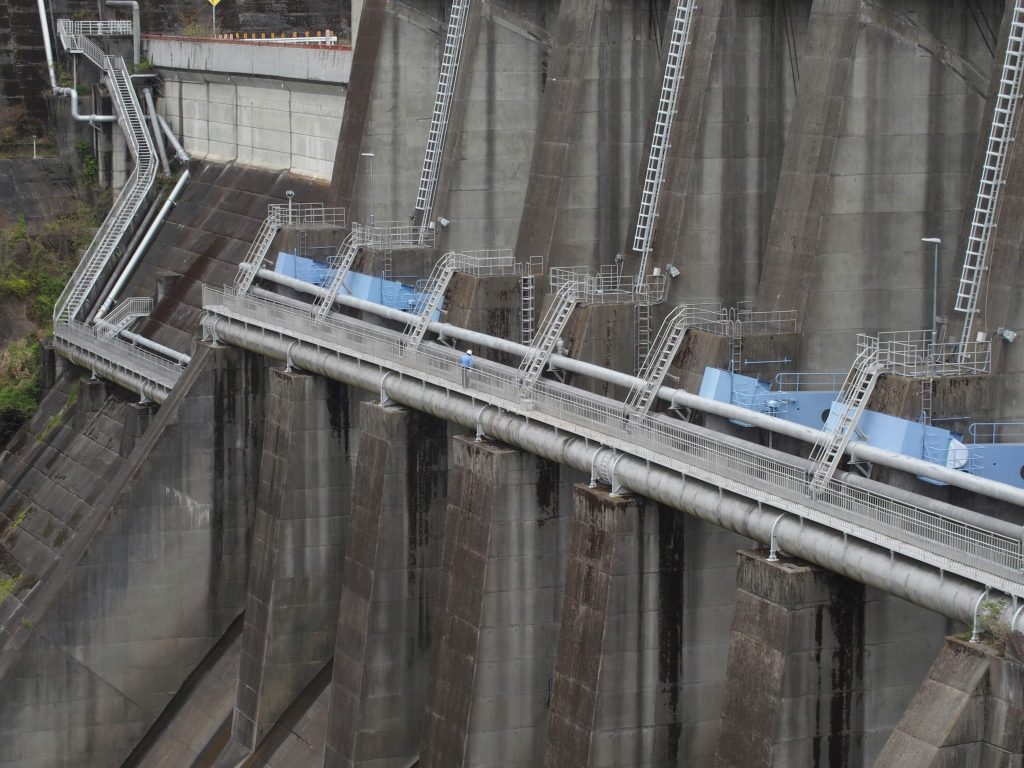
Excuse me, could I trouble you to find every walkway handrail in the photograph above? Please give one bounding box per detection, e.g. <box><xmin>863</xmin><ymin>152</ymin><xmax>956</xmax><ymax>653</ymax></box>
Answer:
<box><xmin>202</xmin><ymin>285</ymin><xmax>1024</xmax><ymax>599</ymax></box>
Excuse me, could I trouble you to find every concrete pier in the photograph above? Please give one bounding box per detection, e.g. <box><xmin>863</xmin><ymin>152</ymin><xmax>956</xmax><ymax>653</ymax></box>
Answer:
<box><xmin>544</xmin><ymin>484</ymin><xmax>687</xmax><ymax>768</ymax></box>
<box><xmin>324</xmin><ymin>402</ymin><xmax>449</xmax><ymax>768</ymax></box>
<box><xmin>229</xmin><ymin>369</ymin><xmax>352</xmax><ymax>752</ymax></box>
<box><xmin>419</xmin><ymin>436</ymin><xmax>569</xmax><ymax>768</ymax></box>
<box><xmin>873</xmin><ymin>637</ymin><xmax>1024</xmax><ymax>767</ymax></box>
<box><xmin>715</xmin><ymin>550</ymin><xmax>866</xmax><ymax>768</ymax></box>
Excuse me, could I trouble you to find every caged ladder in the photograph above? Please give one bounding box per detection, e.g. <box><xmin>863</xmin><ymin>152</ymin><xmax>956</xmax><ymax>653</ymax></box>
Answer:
<box><xmin>955</xmin><ymin>0</ymin><xmax>1024</xmax><ymax>358</ymax></box>
<box><xmin>414</xmin><ymin>0</ymin><xmax>471</xmax><ymax>240</ymax></box>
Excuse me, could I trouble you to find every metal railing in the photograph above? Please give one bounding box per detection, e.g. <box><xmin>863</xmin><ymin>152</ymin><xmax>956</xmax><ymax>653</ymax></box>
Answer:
<box><xmin>54</xmin><ymin>320</ymin><xmax>184</xmax><ymax>391</ymax></box>
<box><xmin>202</xmin><ymin>285</ymin><xmax>1024</xmax><ymax>596</ymax></box>
<box><xmin>859</xmin><ymin>330</ymin><xmax>992</xmax><ymax>377</ymax></box>
<box><xmin>59</xmin><ymin>19</ymin><xmax>132</xmax><ymax>37</ymax></box>
<box><xmin>267</xmin><ymin>203</ymin><xmax>346</xmax><ymax>229</ymax></box>
<box><xmin>732</xmin><ymin>308</ymin><xmax>799</xmax><ymax>336</ymax></box>
<box><xmin>447</xmin><ymin>250</ymin><xmax>542</xmax><ymax>278</ymax></box>
<box><xmin>355</xmin><ymin>222</ymin><xmax>435</xmax><ymax>250</ymax></box>
<box><xmin>549</xmin><ymin>266</ymin><xmax>668</xmax><ymax>306</ymax></box>
<box><xmin>969</xmin><ymin>422</ymin><xmax>1024</xmax><ymax>444</ymax></box>
<box><xmin>775</xmin><ymin>371</ymin><xmax>845</xmax><ymax>393</ymax></box>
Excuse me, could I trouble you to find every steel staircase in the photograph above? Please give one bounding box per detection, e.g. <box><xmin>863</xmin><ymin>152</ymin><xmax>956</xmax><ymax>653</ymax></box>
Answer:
<box><xmin>414</xmin><ymin>0</ymin><xmax>471</xmax><ymax>238</ymax></box>
<box><xmin>312</xmin><ymin>230</ymin><xmax>363</xmax><ymax>322</ymax></box>
<box><xmin>95</xmin><ymin>297</ymin><xmax>153</xmax><ymax>338</ymax></box>
<box><xmin>632</xmin><ymin>0</ymin><xmax>696</xmax><ymax>279</ymax></box>
<box><xmin>518</xmin><ymin>282</ymin><xmax>579</xmax><ymax>395</ymax></box>
<box><xmin>807</xmin><ymin>346</ymin><xmax>882</xmax><ymax>494</ymax></box>
<box><xmin>53</xmin><ymin>25</ymin><xmax>156</xmax><ymax>325</ymax></box>
<box><xmin>956</xmin><ymin>0</ymin><xmax>1024</xmax><ymax>357</ymax></box>
<box><xmin>521</xmin><ymin>275</ymin><xmax>536</xmax><ymax>344</ymax></box>
<box><xmin>234</xmin><ymin>212</ymin><xmax>282</xmax><ymax>294</ymax></box>
<box><xmin>625</xmin><ymin>304</ymin><xmax>692</xmax><ymax>417</ymax></box>
<box><xmin>404</xmin><ymin>253</ymin><xmax>459</xmax><ymax>349</ymax></box>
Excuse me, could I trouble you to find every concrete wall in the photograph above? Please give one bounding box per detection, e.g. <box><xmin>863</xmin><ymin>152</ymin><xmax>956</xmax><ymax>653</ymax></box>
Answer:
<box><xmin>755</xmin><ymin>0</ymin><xmax>999</xmax><ymax>370</ymax></box>
<box><xmin>150</xmin><ymin>40</ymin><xmax>350</xmax><ymax>180</ymax></box>
<box><xmin>159</xmin><ymin>75</ymin><xmax>345</xmax><ymax>180</ymax></box>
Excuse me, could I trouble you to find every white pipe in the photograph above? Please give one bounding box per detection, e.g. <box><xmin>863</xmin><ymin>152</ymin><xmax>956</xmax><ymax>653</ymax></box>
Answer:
<box><xmin>96</xmin><ymin>170</ymin><xmax>190</xmax><ymax>320</ymax></box>
<box><xmin>156</xmin><ymin>114</ymin><xmax>190</xmax><ymax>164</ymax></box>
<box><xmin>119</xmin><ymin>330</ymin><xmax>191</xmax><ymax>366</ymax></box>
<box><xmin>251</xmin><ymin>268</ymin><xmax>1024</xmax><ymax>507</ymax></box>
<box><xmin>37</xmin><ymin>0</ymin><xmax>58</xmax><ymax>91</ymax></box>
<box><xmin>58</xmin><ymin>86</ymin><xmax>117</xmax><ymax>123</ymax></box>
<box><xmin>143</xmin><ymin>88</ymin><xmax>171</xmax><ymax>174</ymax></box>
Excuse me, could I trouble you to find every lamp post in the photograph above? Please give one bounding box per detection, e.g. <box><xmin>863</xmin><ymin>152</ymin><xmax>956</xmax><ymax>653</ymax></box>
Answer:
<box><xmin>361</xmin><ymin>152</ymin><xmax>375</xmax><ymax>226</ymax></box>
<box><xmin>921</xmin><ymin>237</ymin><xmax>941</xmax><ymax>355</ymax></box>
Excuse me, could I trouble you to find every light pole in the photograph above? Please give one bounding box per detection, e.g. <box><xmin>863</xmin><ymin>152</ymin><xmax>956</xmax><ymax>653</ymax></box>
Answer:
<box><xmin>361</xmin><ymin>152</ymin><xmax>375</xmax><ymax>226</ymax></box>
<box><xmin>921</xmin><ymin>237</ymin><xmax>941</xmax><ymax>354</ymax></box>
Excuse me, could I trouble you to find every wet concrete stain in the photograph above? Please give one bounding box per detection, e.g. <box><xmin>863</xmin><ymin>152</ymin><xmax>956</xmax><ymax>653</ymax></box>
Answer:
<box><xmin>657</xmin><ymin>505</ymin><xmax>685</xmax><ymax>765</ymax></box>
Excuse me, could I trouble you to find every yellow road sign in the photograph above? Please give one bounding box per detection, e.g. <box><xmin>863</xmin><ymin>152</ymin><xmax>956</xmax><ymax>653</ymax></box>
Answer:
<box><xmin>209</xmin><ymin>0</ymin><xmax>221</xmax><ymax>7</ymax></box>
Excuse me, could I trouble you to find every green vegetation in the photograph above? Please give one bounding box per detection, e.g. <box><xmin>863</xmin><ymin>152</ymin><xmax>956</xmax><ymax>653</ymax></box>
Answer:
<box><xmin>0</xmin><ymin>573</ymin><xmax>18</xmax><ymax>605</ymax></box>
<box><xmin>0</xmin><ymin>337</ymin><xmax>40</xmax><ymax>444</ymax></box>
<box><xmin>0</xmin><ymin>127</ymin><xmax>104</xmax><ymax>445</ymax></box>
<box><xmin>37</xmin><ymin>381</ymin><xmax>79</xmax><ymax>443</ymax></box>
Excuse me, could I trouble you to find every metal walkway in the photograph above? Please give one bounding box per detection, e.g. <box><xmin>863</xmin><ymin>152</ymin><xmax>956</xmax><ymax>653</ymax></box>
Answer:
<box><xmin>956</xmin><ymin>0</ymin><xmax>1024</xmax><ymax>356</ymax></box>
<box><xmin>53</xmin><ymin>20</ymin><xmax>156</xmax><ymax>325</ymax></box>
<box><xmin>414</xmin><ymin>0</ymin><xmax>471</xmax><ymax>238</ymax></box>
<box><xmin>807</xmin><ymin>344</ymin><xmax>882</xmax><ymax>494</ymax></box>
<box><xmin>633</xmin><ymin>0</ymin><xmax>696</xmax><ymax>279</ymax></box>
<box><xmin>202</xmin><ymin>284</ymin><xmax>1024</xmax><ymax>603</ymax></box>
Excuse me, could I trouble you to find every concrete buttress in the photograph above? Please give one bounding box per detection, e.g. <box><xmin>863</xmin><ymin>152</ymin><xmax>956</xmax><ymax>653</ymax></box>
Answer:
<box><xmin>419</xmin><ymin>436</ymin><xmax>569</xmax><ymax>768</ymax></box>
<box><xmin>227</xmin><ymin>369</ymin><xmax>353</xmax><ymax>753</ymax></box>
<box><xmin>543</xmin><ymin>484</ymin><xmax>688</xmax><ymax>768</ymax></box>
<box><xmin>714</xmin><ymin>550</ymin><xmax>867</xmax><ymax>768</ymax></box>
<box><xmin>324</xmin><ymin>402</ymin><xmax>449</xmax><ymax>768</ymax></box>
<box><xmin>873</xmin><ymin>636</ymin><xmax>1024</xmax><ymax>767</ymax></box>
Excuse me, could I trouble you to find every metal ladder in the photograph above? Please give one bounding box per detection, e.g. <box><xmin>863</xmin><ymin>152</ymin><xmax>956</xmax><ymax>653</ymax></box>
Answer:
<box><xmin>313</xmin><ymin>230</ymin><xmax>362</xmax><ymax>322</ymax></box>
<box><xmin>518</xmin><ymin>282</ymin><xmax>579</xmax><ymax>395</ymax></box>
<box><xmin>234</xmin><ymin>212</ymin><xmax>282</xmax><ymax>294</ymax></box>
<box><xmin>956</xmin><ymin>0</ymin><xmax>1024</xmax><ymax>356</ymax></box>
<box><xmin>634</xmin><ymin>303</ymin><xmax>652</xmax><ymax>374</ymax></box>
<box><xmin>632</xmin><ymin>0</ymin><xmax>696</xmax><ymax>279</ymax></box>
<box><xmin>625</xmin><ymin>304</ymin><xmax>691</xmax><ymax>417</ymax></box>
<box><xmin>919</xmin><ymin>378</ymin><xmax>934</xmax><ymax>425</ymax></box>
<box><xmin>404</xmin><ymin>253</ymin><xmax>458</xmax><ymax>349</ymax></box>
<box><xmin>414</xmin><ymin>0</ymin><xmax>471</xmax><ymax>238</ymax></box>
<box><xmin>53</xmin><ymin>37</ymin><xmax>156</xmax><ymax>324</ymax></box>
<box><xmin>521</xmin><ymin>275</ymin><xmax>536</xmax><ymax>344</ymax></box>
<box><xmin>807</xmin><ymin>346</ymin><xmax>882</xmax><ymax>494</ymax></box>
<box><xmin>95</xmin><ymin>297</ymin><xmax>153</xmax><ymax>338</ymax></box>
<box><xmin>729</xmin><ymin>334</ymin><xmax>743</xmax><ymax>374</ymax></box>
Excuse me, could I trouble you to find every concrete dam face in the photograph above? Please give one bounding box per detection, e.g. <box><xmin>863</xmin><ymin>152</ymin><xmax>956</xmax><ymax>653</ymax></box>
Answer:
<box><xmin>3</xmin><ymin>0</ymin><xmax>1024</xmax><ymax>766</ymax></box>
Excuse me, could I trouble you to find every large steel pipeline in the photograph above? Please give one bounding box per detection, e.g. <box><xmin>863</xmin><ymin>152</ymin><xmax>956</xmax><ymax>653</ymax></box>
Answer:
<box><xmin>206</xmin><ymin>315</ymin><xmax>1006</xmax><ymax>627</ymax></box>
<box><xmin>254</xmin><ymin>268</ymin><xmax>1024</xmax><ymax>507</ymax></box>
